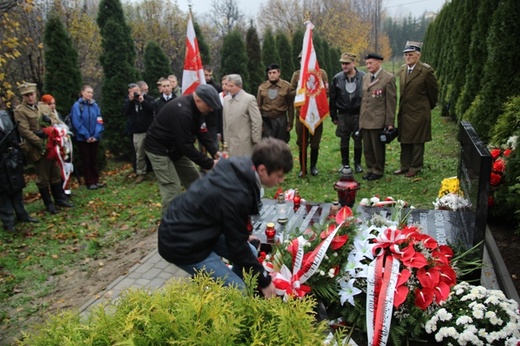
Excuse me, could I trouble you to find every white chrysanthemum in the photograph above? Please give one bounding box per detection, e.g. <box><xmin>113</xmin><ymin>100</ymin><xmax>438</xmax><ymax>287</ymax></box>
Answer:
<box><xmin>461</xmin><ymin>293</ymin><xmax>477</xmax><ymax>302</ymax></box>
<box><xmin>359</xmin><ymin>198</ymin><xmax>370</xmax><ymax>206</ymax></box>
<box><xmin>455</xmin><ymin>315</ymin><xmax>473</xmax><ymax>325</ymax></box>
<box><xmin>437</xmin><ymin>308</ymin><xmax>453</xmax><ymax>321</ymax></box>
<box><xmin>506</xmin><ymin>135</ymin><xmax>518</xmax><ymax>150</ymax></box>
<box><xmin>472</xmin><ymin>309</ymin><xmax>484</xmax><ymax>319</ymax></box>
<box><xmin>370</xmin><ymin>196</ymin><xmax>380</xmax><ymax>204</ymax></box>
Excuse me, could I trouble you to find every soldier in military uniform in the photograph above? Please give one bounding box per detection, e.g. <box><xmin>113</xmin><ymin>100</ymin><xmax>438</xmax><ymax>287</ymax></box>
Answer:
<box><xmin>394</xmin><ymin>41</ymin><xmax>439</xmax><ymax>178</ymax></box>
<box><xmin>14</xmin><ymin>83</ymin><xmax>73</xmax><ymax>214</ymax></box>
<box><xmin>0</xmin><ymin>109</ymin><xmax>39</xmax><ymax>234</ymax></box>
<box><xmin>359</xmin><ymin>54</ymin><xmax>397</xmax><ymax>181</ymax></box>
<box><xmin>257</xmin><ymin>63</ymin><xmax>294</xmax><ymax>143</ymax></box>
<box><xmin>290</xmin><ymin>52</ymin><xmax>328</xmax><ymax>177</ymax></box>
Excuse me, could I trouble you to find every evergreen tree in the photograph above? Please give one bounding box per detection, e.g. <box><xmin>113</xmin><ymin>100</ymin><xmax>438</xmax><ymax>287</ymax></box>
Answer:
<box><xmin>457</xmin><ymin>0</ymin><xmax>500</xmax><ymax>118</ymax></box>
<box><xmin>43</xmin><ymin>14</ymin><xmax>82</xmax><ymax>116</ymax></box>
<box><xmin>143</xmin><ymin>41</ymin><xmax>172</xmax><ymax>98</ymax></box>
<box><xmin>320</xmin><ymin>39</ymin><xmax>331</xmax><ymax>77</ymax></box>
<box><xmin>470</xmin><ymin>0</ymin><xmax>520</xmax><ymax>140</ymax></box>
<box><xmin>262</xmin><ymin>27</ymin><xmax>280</xmax><ymax>71</ymax></box>
<box><xmin>291</xmin><ymin>28</ymin><xmax>304</xmax><ymax>64</ymax></box>
<box><xmin>97</xmin><ymin>0</ymin><xmax>138</xmax><ymax>158</ymax></box>
<box><xmin>194</xmin><ymin>20</ymin><xmax>210</xmax><ymax>65</ymax></box>
<box><xmin>221</xmin><ymin>30</ymin><xmax>249</xmax><ymax>92</ymax></box>
<box><xmin>246</xmin><ymin>23</ymin><xmax>264</xmax><ymax>94</ymax></box>
<box><xmin>275</xmin><ymin>30</ymin><xmax>294</xmax><ymax>81</ymax></box>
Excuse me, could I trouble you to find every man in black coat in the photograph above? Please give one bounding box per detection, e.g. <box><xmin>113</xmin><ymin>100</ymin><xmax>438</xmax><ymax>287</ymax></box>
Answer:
<box><xmin>158</xmin><ymin>137</ymin><xmax>293</xmax><ymax>298</ymax></box>
<box><xmin>144</xmin><ymin>84</ymin><xmax>222</xmax><ymax>215</ymax></box>
<box><xmin>0</xmin><ymin>110</ymin><xmax>38</xmax><ymax>234</ymax></box>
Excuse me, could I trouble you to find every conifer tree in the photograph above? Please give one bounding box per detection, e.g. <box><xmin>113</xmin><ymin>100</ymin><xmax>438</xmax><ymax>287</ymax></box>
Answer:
<box><xmin>221</xmin><ymin>30</ymin><xmax>249</xmax><ymax>92</ymax></box>
<box><xmin>470</xmin><ymin>0</ymin><xmax>520</xmax><ymax>140</ymax></box>
<box><xmin>275</xmin><ymin>30</ymin><xmax>294</xmax><ymax>81</ymax></box>
<box><xmin>43</xmin><ymin>14</ymin><xmax>82</xmax><ymax>116</ymax></box>
<box><xmin>143</xmin><ymin>41</ymin><xmax>172</xmax><ymax>98</ymax></box>
<box><xmin>457</xmin><ymin>0</ymin><xmax>500</xmax><ymax>117</ymax></box>
<box><xmin>320</xmin><ymin>39</ymin><xmax>331</xmax><ymax>77</ymax></box>
<box><xmin>97</xmin><ymin>0</ymin><xmax>138</xmax><ymax>158</ymax></box>
<box><xmin>291</xmin><ymin>28</ymin><xmax>304</xmax><ymax>65</ymax></box>
<box><xmin>246</xmin><ymin>23</ymin><xmax>264</xmax><ymax>94</ymax></box>
<box><xmin>262</xmin><ymin>28</ymin><xmax>280</xmax><ymax>71</ymax></box>
<box><xmin>194</xmin><ymin>20</ymin><xmax>210</xmax><ymax>65</ymax></box>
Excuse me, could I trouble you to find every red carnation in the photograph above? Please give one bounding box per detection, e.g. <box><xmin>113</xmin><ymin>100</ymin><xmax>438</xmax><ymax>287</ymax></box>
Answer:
<box><xmin>490</xmin><ymin>172</ymin><xmax>502</xmax><ymax>186</ymax></box>
<box><xmin>504</xmin><ymin>148</ymin><xmax>512</xmax><ymax>157</ymax></box>
<box><xmin>492</xmin><ymin>158</ymin><xmax>506</xmax><ymax>173</ymax></box>
<box><xmin>490</xmin><ymin>148</ymin><xmax>501</xmax><ymax>160</ymax></box>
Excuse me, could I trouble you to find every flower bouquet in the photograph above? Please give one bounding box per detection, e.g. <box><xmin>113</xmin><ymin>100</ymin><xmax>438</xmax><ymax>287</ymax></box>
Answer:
<box><xmin>433</xmin><ymin>177</ymin><xmax>472</xmax><ymax>211</ymax></box>
<box><xmin>488</xmin><ymin>142</ymin><xmax>514</xmax><ymax>208</ymax></box>
<box><xmin>424</xmin><ymin>281</ymin><xmax>520</xmax><ymax>345</ymax></box>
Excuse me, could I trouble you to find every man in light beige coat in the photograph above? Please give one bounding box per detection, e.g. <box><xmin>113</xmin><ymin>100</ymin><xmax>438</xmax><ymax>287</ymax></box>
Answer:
<box><xmin>223</xmin><ymin>74</ymin><xmax>262</xmax><ymax>157</ymax></box>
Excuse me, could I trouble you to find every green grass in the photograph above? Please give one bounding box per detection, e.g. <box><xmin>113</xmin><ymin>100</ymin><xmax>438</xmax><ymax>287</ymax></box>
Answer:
<box><xmin>266</xmin><ymin>107</ymin><xmax>459</xmax><ymax>208</ymax></box>
<box><xmin>0</xmin><ymin>105</ymin><xmax>459</xmax><ymax>342</ymax></box>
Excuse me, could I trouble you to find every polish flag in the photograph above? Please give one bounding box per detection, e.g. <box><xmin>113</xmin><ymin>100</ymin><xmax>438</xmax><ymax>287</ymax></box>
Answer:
<box><xmin>294</xmin><ymin>21</ymin><xmax>329</xmax><ymax>134</ymax></box>
<box><xmin>182</xmin><ymin>14</ymin><xmax>205</xmax><ymax>95</ymax></box>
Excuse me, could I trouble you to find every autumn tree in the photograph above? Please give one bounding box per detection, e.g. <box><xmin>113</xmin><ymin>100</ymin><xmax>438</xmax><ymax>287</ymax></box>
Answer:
<box><xmin>142</xmin><ymin>41</ymin><xmax>172</xmax><ymax>98</ymax></box>
<box><xmin>220</xmin><ymin>29</ymin><xmax>249</xmax><ymax>92</ymax></box>
<box><xmin>210</xmin><ymin>0</ymin><xmax>244</xmax><ymax>38</ymax></box>
<box><xmin>97</xmin><ymin>0</ymin><xmax>138</xmax><ymax>158</ymax></box>
<box><xmin>262</xmin><ymin>27</ymin><xmax>279</xmax><ymax>70</ymax></box>
<box><xmin>275</xmin><ymin>30</ymin><xmax>294</xmax><ymax>81</ymax></box>
<box><xmin>246</xmin><ymin>23</ymin><xmax>264</xmax><ymax>94</ymax></box>
<box><xmin>43</xmin><ymin>14</ymin><xmax>82</xmax><ymax>115</ymax></box>
<box><xmin>257</xmin><ymin>0</ymin><xmax>303</xmax><ymax>36</ymax></box>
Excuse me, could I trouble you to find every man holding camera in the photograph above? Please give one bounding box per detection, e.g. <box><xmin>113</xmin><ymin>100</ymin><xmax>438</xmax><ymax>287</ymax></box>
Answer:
<box><xmin>124</xmin><ymin>83</ymin><xmax>155</xmax><ymax>183</ymax></box>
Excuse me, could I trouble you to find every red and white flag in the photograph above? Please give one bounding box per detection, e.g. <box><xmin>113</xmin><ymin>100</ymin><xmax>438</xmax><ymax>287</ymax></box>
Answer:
<box><xmin>182</xmin><ymin>14</ymin><xmax>205</xmax><ymax>95</ymax></box>
<box><xmin>294</xmin><ymin>21</ymin><xmax>329</xmax><ymax>134</ymax></box>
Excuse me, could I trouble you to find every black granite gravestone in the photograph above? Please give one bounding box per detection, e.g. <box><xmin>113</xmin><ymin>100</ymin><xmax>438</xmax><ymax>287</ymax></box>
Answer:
<box><xmin>457</xmin><ymin>121</ymin><xmax>492</xmax><ymax>250</ymax></box>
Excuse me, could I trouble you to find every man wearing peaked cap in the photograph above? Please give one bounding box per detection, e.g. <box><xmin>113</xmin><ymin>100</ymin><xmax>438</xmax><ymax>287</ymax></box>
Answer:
<box><xmin>359</xmin><ymin>53</ymin><xmax>397</xmax><ymax>181</ymax></box>
<box><xmin>14</xmin><ymin>82</ymin><xmax>73</xmax><ymax>214</ymax></box>
<box><xmin>330</xmin><ymin>52</ymin><xmax>366</xmax><ymax>175</ymax></box>
<box><xmin>145</xmin><ymin>83</ymin><xmax>222</xmax><ymax>215</ymax></box>
<box><xmin>257</xmin><ymin>63</ymin><xmax>293</xmax><ymax>143</ymax></box>
<box><xmin>394</xmin><ymin>40</ymin><xmax>438</xmax><ymax>178</ymax></box>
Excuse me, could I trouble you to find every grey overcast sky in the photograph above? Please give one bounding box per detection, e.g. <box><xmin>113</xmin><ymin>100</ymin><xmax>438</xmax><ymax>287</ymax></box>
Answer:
<box><xmin>179</xmin><ymin>0</ymin><xmax>446</xmax><ymax>18</ymax></box>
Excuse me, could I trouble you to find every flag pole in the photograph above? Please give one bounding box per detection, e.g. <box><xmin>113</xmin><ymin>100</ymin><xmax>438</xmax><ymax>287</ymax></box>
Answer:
<box><xmin>301</xmin><ymin>122</ymin><xmax>307</xmax><ymax>178</ymax></box>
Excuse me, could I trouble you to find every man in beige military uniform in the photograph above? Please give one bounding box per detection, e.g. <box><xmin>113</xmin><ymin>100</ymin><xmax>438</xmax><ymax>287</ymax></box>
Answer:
<box><xmin>290</xmin><ymin>53</ymin><xmax>328</xmax><ymax>177</ymax></box>
<box><xmin>14</xmin><ymin>82</ymin><xmax>73</xmax><ymax>214</ymax></box>
<box><xmin>257</xmin><ymin>63</ymin><xmax>294</xmax><ymax>143</ymax></box>
<box><xmin>394</xmin><ymin>41</ymin><xmax>439</xmax><ymax>178</ymax></box>
<box><xmin>359</xmin><ymin>53</ymin><xmax>397</xmax><ymax>181</ymax></box>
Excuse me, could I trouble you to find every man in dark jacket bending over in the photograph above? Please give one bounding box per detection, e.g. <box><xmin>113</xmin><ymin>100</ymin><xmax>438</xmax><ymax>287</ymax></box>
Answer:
<box><xmin>158</xmin><ymin>137</ymin><xmax>293</xmax><ymax>298</ymax></box>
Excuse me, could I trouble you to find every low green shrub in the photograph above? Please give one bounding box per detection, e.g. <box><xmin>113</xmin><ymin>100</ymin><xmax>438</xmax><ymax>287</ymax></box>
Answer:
<box><xmin>17</xmin><ymin>273</ymin><xmax>330</xmax><ymax>345</ymax></box>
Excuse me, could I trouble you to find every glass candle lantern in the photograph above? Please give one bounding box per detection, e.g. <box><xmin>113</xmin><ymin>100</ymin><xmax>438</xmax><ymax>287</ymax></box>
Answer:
<box><xmin>334</xmin><ymin>168</ymin><xmax>360</xmax><ymax>207</ymax></box>
<box><xmin>265</xmin><ymin>222</ymin><xmax>276</xmax><ymax>242</ymax></box>
<box><xmin>276</xmin><ymin>193</ymin><xmax>288</xmax><ymax>224</ymax></box>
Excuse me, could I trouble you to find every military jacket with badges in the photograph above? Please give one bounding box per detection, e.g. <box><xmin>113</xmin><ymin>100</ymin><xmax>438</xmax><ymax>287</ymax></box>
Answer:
<box><xmin>359</xmin><ymin>69</ymin><xmax>397</xmax><ymax>130</ymax></box>
<box><xmin>256</xmin><ymin>79</ymin><xmax>294</xmax><ymax>122</ymax></box>
<box><xmin>397</xmin><ymin>62</ymin><xmax>439</xmax><ymax>144</ymax></box>
<box><xmin>14</xmin><ymin>101</ymin><xmax>62</xmax><ymax>163</ymax></box>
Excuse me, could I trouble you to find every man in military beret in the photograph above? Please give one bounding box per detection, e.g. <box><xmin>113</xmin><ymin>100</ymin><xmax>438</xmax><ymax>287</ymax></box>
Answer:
<box><xmin>359</xmin><ymin>53</ymin><xmax>397</xmax><ymax>181</ymax></box>
<box><xmin>393</xmin><ymin>41</ymin><xmax>439</xmax><ymax>178</ymax></box>
<box><xmin>290</xmin><ymin>52</ymin><xmax>329</xmax><ymax>177</ymax></box>
<box><xmin>257</xmin><ymin>63</ymin><xmax>294</xmax><ymax>143</ymax></box>
<box><xmin>330</xmin><ymin>52</ymin><xmax>366</xmax><ymax>175</ymax></box>
<box><xmin>14</xmin><ymin>82</ymin><xmax>73</xmax><ymax>214</ymax></box>
<box><xmin>145</xmin><ymin>84</ymin><xmax>223</xmax><ymax>215</ymax></box>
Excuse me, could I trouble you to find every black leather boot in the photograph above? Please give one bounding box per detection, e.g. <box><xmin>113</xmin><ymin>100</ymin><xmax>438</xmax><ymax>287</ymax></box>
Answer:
<box><xmin>298</xmin><ymin>150</ymin><xmax>307</xmax><ymax>178</ymax></box>
<box><xmin>39</xmin><ymin>187</ymin><xmax>57</xmax><ymax>214</ymax></box>
<box><xmin>50</xmin><ymin>183</ymin><xmax>74</xmax><ymax>208</ymax></box>
<box><xmin>310</xmin><ymin>148</ymin><xmax>319</xmax><ymax>176</ymax></box>
<box><xmin>354</xmin><ymin>148</ymin><xmax>363</xmax><ymax>173</ymax></box>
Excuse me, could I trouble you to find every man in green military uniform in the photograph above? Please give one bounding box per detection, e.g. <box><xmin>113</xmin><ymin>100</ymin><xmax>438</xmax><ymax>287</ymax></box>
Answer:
<box><xmin>394</xmin><ymin>41</ymin><xmax>439</xmax><ymax>178</ymax></box>
<box><xmin>14</xmin><ymin>82</ymin><xmax>73</xmax><ymax>214</ymax></box>
<box><xmin>257</xmin><ymin>64</ymin><xmax>294</xmax><ymax>143</ymax></box>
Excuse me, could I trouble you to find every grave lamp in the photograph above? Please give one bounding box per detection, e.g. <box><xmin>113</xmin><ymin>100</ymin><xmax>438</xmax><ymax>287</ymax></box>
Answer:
<box><xmin>334</xmin><ymin>167</ymin><xmax>360</xmax><ymax>207</ymax></box>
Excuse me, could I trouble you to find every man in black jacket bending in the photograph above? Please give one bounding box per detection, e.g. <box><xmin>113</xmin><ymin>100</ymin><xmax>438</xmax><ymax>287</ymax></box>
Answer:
<box><xmin>145</xmin><ymin>84</ymin><xmax>222</xmax><ymax>215</ymax></box>
<box><xmin>158</xmin><ymin>137</ymin><xmax>293</xmax><ymax>298</ymax></box>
